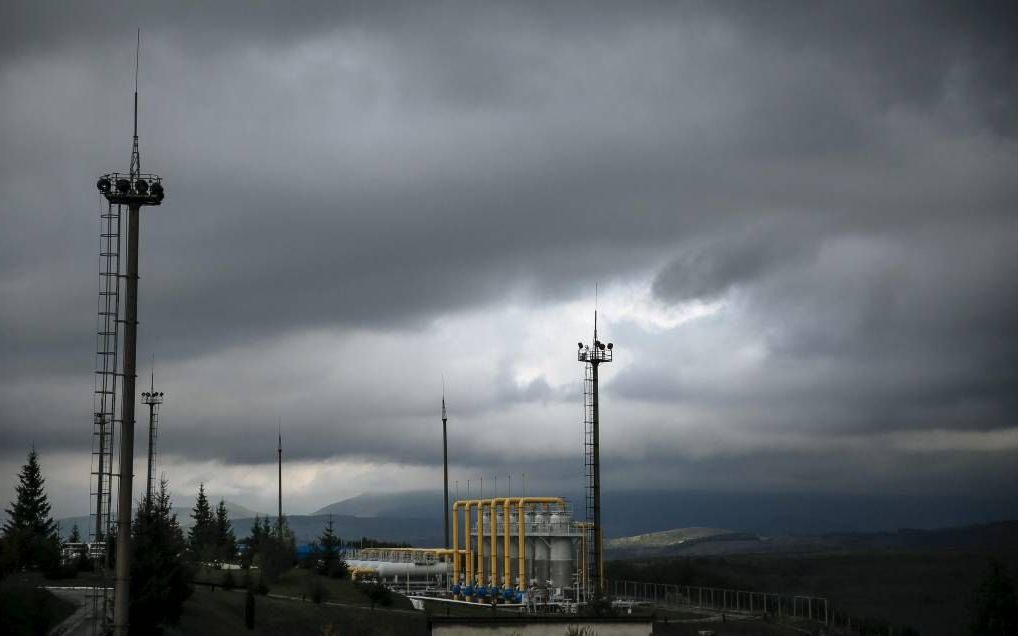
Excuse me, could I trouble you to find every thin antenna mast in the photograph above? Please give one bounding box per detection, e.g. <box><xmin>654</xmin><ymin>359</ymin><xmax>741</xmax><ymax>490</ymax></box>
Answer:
<box><xmin>277</xmin><ymin>418</ymin><xmax>283</xmax><ymax>534</ymax></box>
<box><xmin>130</xmin><ymin>29</ymin><xmax>141</xmax><ymax>179</ymax></box>
<box><xmin>442</xmin><ymin>375</ymin><xmax>450</xmax><ymax>549</ymax></box>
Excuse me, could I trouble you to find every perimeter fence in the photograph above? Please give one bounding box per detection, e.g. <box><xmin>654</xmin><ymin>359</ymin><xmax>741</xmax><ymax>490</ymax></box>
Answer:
<box><xmin>608</xmin><ymin>578</ymin><xmax>829</xmax><ymax>625</ymax></box>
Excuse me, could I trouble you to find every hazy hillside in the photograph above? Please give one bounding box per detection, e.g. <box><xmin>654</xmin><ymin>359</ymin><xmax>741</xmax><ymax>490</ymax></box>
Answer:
<box><xmin>233</xmin><ymin>514</ymin><xmax>443</xmax><ymax>547</ymax></box>
<box><xmin>56</xmin><ymin>499</ymin><xmax>264</xmax><ymax>540</ymax></box>
<box><xmin>313</xmin><ymin>491</ymin><xmax>443</xmax><ymax>519</ymax></box>
<box><xmin>310</xmin><ymin>489</ymin><xmax>1018</xmax><ymax>539</ymax></box>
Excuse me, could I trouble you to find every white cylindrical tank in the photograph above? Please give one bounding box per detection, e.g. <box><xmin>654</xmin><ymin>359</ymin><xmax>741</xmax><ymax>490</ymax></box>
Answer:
<box><xmin>549</xmin><ymin>536</ymin><xmax>575</xmax><ymax>588</ymax></box>
<box><xmin>532</xmin><ymin>536</ymin><xmax>551</xmax><ymax>584</ymax></box>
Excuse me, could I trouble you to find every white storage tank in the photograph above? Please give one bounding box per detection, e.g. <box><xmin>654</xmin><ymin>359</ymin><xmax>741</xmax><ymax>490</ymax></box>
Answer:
<box><xmin>532</xmin><ymin>536</ymin><xmax>551</xmax><ymax>584</ymax></box>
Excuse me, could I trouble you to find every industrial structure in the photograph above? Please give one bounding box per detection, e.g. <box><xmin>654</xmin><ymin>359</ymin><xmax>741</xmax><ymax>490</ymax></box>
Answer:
<box><xmin>141</xmin><ymin>367</ymin><xmax>164</xmax><ymax>506</ymax></box>
<box><xmin>89</xmin><ymin>31</ymin><xmax>165</xmax><ymax>636</ymax></box>
<box><xmin>347</xmin><ymin>496</ymin><xmax>589</xmax><ymax>607</ymax></box>
<box><xmin>578</xmin><ymin>312</ymin><xmax>613</xmax><ymax>594</ymax></box>
<box><xmin>348</xmin><ymin>315</ymin><xmax>613</xmax><ymax>611</ymax></box>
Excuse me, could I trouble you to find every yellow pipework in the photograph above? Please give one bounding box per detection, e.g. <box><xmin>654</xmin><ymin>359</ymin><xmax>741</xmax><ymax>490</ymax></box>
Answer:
<box><xmin>449</xmin><ymin>496</ymin><xmax>566</xmax><ymax>595</ymax></box>
<box><xmin>452</xmin><ymin>499</ymin><xmax>483</xmax><ymax>593</ymax></box>
<box><xmin>503</xmin><ymin>498</ymin><xmax>512</xmax><ymax>588</ymax></box>
<box><xmin>485</xmin><ymin>497</ymin><xmax>515</xmax><ymax>589</ymax></box>
<box><xmin>475</xmin><ymin>499</ymin><xmax>485</xmax><ymax>588</ymax></box>
<box><xmin>452</xmin><ymin>500</ymin><xmax>463</xmax><ymax>586</ymax></box>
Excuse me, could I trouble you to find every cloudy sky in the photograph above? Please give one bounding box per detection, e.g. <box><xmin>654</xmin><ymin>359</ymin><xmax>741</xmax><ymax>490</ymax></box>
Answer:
<box><xmin>2</xmin><ymin>1</ymin><xmax>1016</xmax><ymax>520</ymax></box>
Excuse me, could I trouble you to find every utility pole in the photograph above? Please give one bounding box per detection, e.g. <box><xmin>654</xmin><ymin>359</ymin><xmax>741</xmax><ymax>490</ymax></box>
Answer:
<box><xmin>442</xmin><ymin>388</ymin><xmax>450</xmax><ymax>549</ymax></box>
<box><xmin>277</xmin><ymin>421</ymin><xmax>283</xmax><ymax>535</ymax></box>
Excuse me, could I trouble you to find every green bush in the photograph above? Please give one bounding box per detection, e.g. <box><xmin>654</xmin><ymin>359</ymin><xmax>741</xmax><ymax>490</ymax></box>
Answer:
<box><xmin>357</xmin><ymin>581</ymin><xmax>392</xmax><ymax>608</ymax></box>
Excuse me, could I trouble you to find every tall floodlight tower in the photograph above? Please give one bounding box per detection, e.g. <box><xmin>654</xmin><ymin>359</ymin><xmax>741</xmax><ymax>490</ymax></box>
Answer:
<box><xmin>95</xmin><ymin>30</ymin><xmax>166</xmax><ymax>636</ymax></box>
<box><xmin>140</xmin><ymin>368</ymin><xmax>164</xmax><ymax>507</ymax></box>
<box><xmin>577</xmin><ymin>312</ymin><xmax>613</xmax><ymax>597</ymax></box>
<box><xmin>442</xmin><ymin>389</ymin><xmax>450</xmax><ymax>549</ymax></box>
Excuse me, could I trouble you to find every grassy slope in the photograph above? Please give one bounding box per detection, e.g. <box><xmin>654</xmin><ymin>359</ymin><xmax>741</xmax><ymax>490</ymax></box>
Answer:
<box><xmin>171</xmin><ymin>586</ymin><xmax>427</xmax><ymax>636</ymax></box>
<box><xmin>0</xmin><ymin>577</ymin><xmax>77</xmax><ymax>635</ymax></box>
<box><xmin>610</xmin><ymin>551</ymin><xmax>1018</xmax><ymax>636</ymax></box>
<box><xmin>194</xmin><ymin>566</ymin><xmax>415</xmax><ymax>609</ymax></box>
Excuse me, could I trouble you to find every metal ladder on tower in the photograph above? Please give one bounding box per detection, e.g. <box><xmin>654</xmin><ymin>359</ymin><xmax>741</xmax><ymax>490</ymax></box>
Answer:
<box><xmin>583</xmin><ymin>362</ymin><xmax>597</xmax><ymax>599</ymax></box>
<box><xmin>89</xmin><ymin>198</ymin><xmax>122</xmax><ymax>633</ymax></box>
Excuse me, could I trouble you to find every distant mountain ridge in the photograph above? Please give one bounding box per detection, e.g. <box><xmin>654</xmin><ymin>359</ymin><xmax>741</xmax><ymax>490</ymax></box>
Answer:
<box><xmin>309</xmin><ymin>489</ymin><xmax>1018</xmax><ymax>537</ymax></box>
<box><xmin>56</xmin><ymin>489</ymin><xmax>1018</xmax><ymax>545</ymax></box>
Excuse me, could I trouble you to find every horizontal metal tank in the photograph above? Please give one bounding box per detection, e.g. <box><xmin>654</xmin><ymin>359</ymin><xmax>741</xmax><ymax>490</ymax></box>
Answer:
<box><xmin>345</xmin><ymin>559</ymin><xmax>448</xmax><ymax>578</ymax></box>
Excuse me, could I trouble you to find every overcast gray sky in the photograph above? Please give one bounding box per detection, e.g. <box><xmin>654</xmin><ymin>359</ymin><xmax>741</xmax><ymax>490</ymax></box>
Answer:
<box><xmin>2</xmin><ymin>1</ymin><xmax>1016</xmax><ymax>519</ymax></box>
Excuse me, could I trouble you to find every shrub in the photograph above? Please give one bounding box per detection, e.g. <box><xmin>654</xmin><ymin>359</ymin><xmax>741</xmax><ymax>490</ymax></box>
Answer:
<box><xmin>357</xmin><ymin>581</ymin><xmax>392</xmax><ymax>608</ymax></box>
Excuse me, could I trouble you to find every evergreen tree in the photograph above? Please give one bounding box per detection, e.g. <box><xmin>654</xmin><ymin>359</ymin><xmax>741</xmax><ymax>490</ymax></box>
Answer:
<box><xmin>2</xmin><ymin>448</ymin><xmax>60</xmax><ymax>571</ymax></box>
<box><xmin>188</xmin><ymin>484</ymin><xmax>215</xmax><ymax>562</ymax></box>
<box><xmin>317</xmin><ymin>515</ymin><xmax>346</xmax><ymax>578</ymax></box>
<box><xmin>240</xmin><ymin>515</ymin><xmax>264</xmax><ymax>568</ymax></box>
<box><xmin>971</xmin><ymin>560</ymin><xmax>1018</xmax><ymax>635</ymax></box>
<box><xmin>214</xmin><ymin>499</ymin><xmax>236</xmax><ymax>562</ymax></box>
<box><xmin>68</xmin><ymin>523</ymin><xmax>81</xmax><ymax>544</ymax></box>
<box><xmin>131</xmin><ymin>478</ymin><xmax>193</xmax><ymax>631</ymax></box>
<box><xmin>254</xmin><ymin>515</ymin><xmax>296</xmax><ymax>582</ymax></box>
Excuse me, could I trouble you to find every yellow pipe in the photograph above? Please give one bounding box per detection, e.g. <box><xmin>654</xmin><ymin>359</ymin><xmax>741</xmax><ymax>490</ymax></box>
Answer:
<box><xmin>475</xmin><ymin>499</ymin><xmax>485</xmax><ymax>588</ymax></box>
<box><xmin>452</xmin><ymin>499</ymin><xmax>482</xmax><ymax>591</ymax></box>
<box><xmin>503</xmin><ymin>499</ymin><xmax>512</xmax><ymax>588</ymax></box>
<box><xmin>452</xmin><ymin>500</ymin><xmax>465</xmax><ymax>587</ymax></box>
<box><xmin>465</xmin><ymin>500</ymin><xmax>477</xmax><ymax>589</ymax></box>
<box><xmin>489</xmin><ymin>497</ymin><xmax>511</xmax><ymax>588</ymax></box>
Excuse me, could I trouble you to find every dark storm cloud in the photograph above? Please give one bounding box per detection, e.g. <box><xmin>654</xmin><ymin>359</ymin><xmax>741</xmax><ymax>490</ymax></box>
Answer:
<box><xmin>2</xmin><ymin>1</ymin><xmax>1017</xmax><ymax>509</ymax></box>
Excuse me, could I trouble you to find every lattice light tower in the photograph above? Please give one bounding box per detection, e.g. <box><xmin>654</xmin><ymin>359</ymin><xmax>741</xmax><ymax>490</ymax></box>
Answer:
<box><xmin>141</xmin><ymin>371</ymin><xmax>164</xmax><ymax>507</ymax></box>
<box><xmin>94</xmin><ymin>30</ymin><xmax>166</xmax><ymax>636</ymax></box>
<box><xmin>577</xmin><ymin>313</ymin><xmax>613</xmax><ymax>597</ymax></box>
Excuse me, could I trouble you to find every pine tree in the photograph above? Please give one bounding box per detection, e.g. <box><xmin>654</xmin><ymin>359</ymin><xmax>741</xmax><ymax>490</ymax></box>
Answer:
<box><xmin>971</xmin><ymin>560</ymin><xmax>1018</xmax><ymax>635</ymax></box>
<box><xmin>2</xmin><ymin>448</ymin><xmax>60</xmax><ymax>571</ymax></box>
<box><xmin>131</xmin><ymin>478</ymin><xmax>193</xmax><ymax>630</ymax></box>
<box><xmin>68</xmin><ymin>523</ymin><xmax>81</xmax><ymax>544</ymax></box>
<box><xmin>240</xmin><ymin>515</ymin><xmax>264</xmax><ymax>568</ymax></box>
<box><xmin>189</xmin><ymin>484</ymin><xmax>215</xmax><ymax>562</ymax></box>
<box><xmin>214</xmin><ymin>499</ymin><xmax>236</xmax><ymax>562</ymax></box>
<box><xmin>317</xmin><ymin>515</ymin><xmax>346</xmax><ymax>578</ymax></box>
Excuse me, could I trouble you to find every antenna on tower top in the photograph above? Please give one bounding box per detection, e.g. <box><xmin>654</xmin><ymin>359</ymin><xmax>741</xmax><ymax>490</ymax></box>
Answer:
<box><xmin>130</xmin><ymin>28</ymin><xmax>141</xmax><ymax>179</ymax></box>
